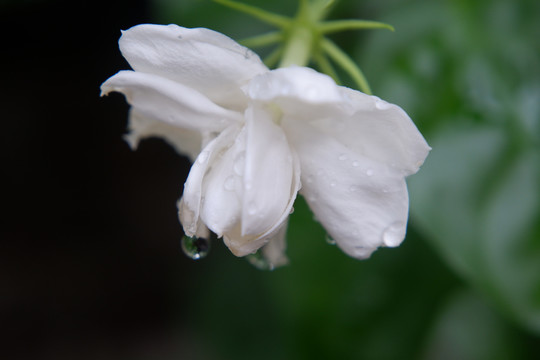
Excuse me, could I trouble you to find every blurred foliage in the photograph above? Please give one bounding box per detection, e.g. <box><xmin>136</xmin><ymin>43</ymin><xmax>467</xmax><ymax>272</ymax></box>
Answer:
<box><xmin>149</xmin><ymin>0</ymin><xmax>540</xmax><ymax>359</ymax></box>
<box><xmin>361</xmin><ymin>0</ymin><xmax>540</xmax><ymax>334</ymax></box>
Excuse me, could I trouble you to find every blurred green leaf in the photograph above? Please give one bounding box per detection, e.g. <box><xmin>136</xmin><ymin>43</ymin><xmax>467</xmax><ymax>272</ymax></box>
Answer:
<box><xmin>361</xmin><ymin>0</ymin><xmax>540</xmax><ymax>333</ymax></box>
<box><xmin>409</xmin><ymin>124</ymin><xmax>540</xmax><ymax>332</ymax></box>
<box><xmin>421</xmin><ymin>290</ymin><xmax>524</xmax><ymax>360</ymax></box>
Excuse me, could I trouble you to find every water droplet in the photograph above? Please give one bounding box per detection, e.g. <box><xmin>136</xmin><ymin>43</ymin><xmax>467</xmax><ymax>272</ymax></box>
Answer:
<box><xmin>223</xmin><ymin>175</ymin><xmax>236</xmax><ymax>191</ymax></box>
<box><xmin>246</xmin><ymin>250</ymin><xmax>274</xmax><ymax>271</ymax></box>
<box><xmin>289</xmin><ymin>207</ymin><xmax>295</xmax><ymax>214</ymax></box>
<box><xmin>330</xmin><ymin>181</ymin><xmax>336</xmax><ymax>187</ymax></box>
<box><xmin>247</xmin><ymin>202</ymin><xmax>258</xmax><ymax>215</ymax></box>
<box><xmin>382</xmin><ymin>222</ymin><xmax>405</xmax><ymax>247</ymax></box>
<box><xmin>375</xmin><ymin>98</ymin><xmax>391</xmax><ymax>110</ymax></box>
<box><xmin>366</xmin><ymin>169</ymin><xmax>374</xmax><ymax>176</ymax></box>
<box><xmin>306</xmin><ymin>175</ymin><xmax>314</xmax><ymax>184</ymax></box>
<box><xmin>181</xmin><ymin>235</ymin><xmax>210</xmax><ymax>260</ymax></box>
<box><xmin>325</xmin><ymin>235</ymin><xmax>336</xmax><ymax>245</ymax></box>
<box><xmin>348</xmin><ymin>185</ymin><xmax>358</xmax><ymax>193</ymax></box>
<box><xmin>338</xmin><ymin>153</ymin><xmax>347</xmax><ymax>161</ymax></box>
<box><xmin>233</xmin><ymin>152</ymin><xmax>245</xmax><ymax>175</ymax></box>
<box><xmin>352</xmin><ymin>161</ymin><xmax>360</xmax><ymax>167</ymax></box>
<box><xmin>197</xmin><ymin>151</ymin><xmax>209</xmax><ymax>164</ymax></box>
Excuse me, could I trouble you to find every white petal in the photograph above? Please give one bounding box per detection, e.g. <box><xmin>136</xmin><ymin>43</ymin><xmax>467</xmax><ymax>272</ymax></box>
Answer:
<box><xmin>119</xmin><ymin>24</ymin><xmax>268</xmax><ymax>110</ymax></box>
<box><xmin>247</xmin><ymin>67</ymin><xmax>430</xmax><ymax>175</ymax></box>
<box><xmin>260</xmin><ymin>222</ymin><xmax>289</xmax><ymax>268</ymax></box>
<box><xmin>222</xmin><ymin>209</ymin><xmax>294</xmax><ymax>258</ymax></box>
<box><xmin>179</xmin><ymin>125</ymin><xmax>241</xmax><ymax>237</ymax></box>
<box><xmin>199</xmin><ymin>127</ymin><xmax>247</xmax><ymax>237</ymax></box>
<box><xmin>101</xmin><ymin>70</ymin><xmax>241</xmax><ymax>133</ymax></box>
<box><xmin>313</xmin><ymin>87</ymin><xmax>431</xmax><ymax>176</ymax></box>
<box><xmin>283</xmin><ymin>116</ymin><xmax>411</xmax><ymax>259</ymax></box>
<box><xmin>126</xmin><ymin>109</ymin><xmax>202</xmax><ymax>162</ymax></box>
<box><xmin>241</xmin><ymin>105</ymin><xmax>298</xmax><ymax>237</ymax></box>
<box><xmin>246</xmin><ymin>66</ymin><xmax>352</xmax><ymax>117</ymax></box>
<box><xmin>221</xmin><ymin>106</ymin><xmax>301</xmax><ymax>257</ymax></box>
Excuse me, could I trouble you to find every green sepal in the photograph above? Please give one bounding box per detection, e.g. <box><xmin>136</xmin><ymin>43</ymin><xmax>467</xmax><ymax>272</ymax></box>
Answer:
<box><xmin>319</xmin><ymin>19</ymin><xmax>395</xmax><ymax>34</ymax></box>
<box><xmin>213</xmin><ymin>0</ymin><xmax>290</xmax><ymax>28</ymax></box>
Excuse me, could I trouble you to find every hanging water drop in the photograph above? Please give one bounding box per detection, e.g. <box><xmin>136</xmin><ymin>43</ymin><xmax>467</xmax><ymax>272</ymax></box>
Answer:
<box><xmin>181</xmin><ymin>235</ymin><xmax>210</xmax><ymax>260</ymax></box>
<box><xmin>375</xmin><ymin>98</ymin><xmax>391</xmax><ymax>110</ymax></box>
<box><xmin>382</xmin><ymin>221</ymin><xmax>405</xmax><ymax>247</ymax></box>
<box><xmin>247</xmin><ymin>202</ymin><xmax>258</xmax><ymax>215</ymax></box>
<box><xmin>325</xmin><ymin>235</ymin><xmax>336</xmax><ymax>245</ymax></box>
<box><xmin>246</xmin><ymin>250</ymin><xmax>274</xmax><ymax>271</ymax></box>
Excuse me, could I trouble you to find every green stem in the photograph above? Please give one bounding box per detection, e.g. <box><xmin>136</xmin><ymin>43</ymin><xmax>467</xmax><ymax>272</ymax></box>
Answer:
<box><xmin>213</xmin><ymin>0</ymin><xmax>290</xmax><ymax>28</ymax></box>
<box><xmin>240</xmin><ymin>31</ymin><xmax>282</xmax><ymax>48</ymax></box>
<box><xmin>314</xmin><ymin>52</ymin><xmax>340</xmax><ymax>84</ymax></box>
<box><xmin>264</xmin><ymin>47</ymin><xmax>283</xmax><ymax>68</ymax></box>
<box><xmin>279</xmin><ymin>25</ymin><xmax>313</xmax><ymax>67</ymax></box>
<box><xmin>319</xmin><ymin>19</ymin><xmax>394</xmax><ymax>34</ymax></box>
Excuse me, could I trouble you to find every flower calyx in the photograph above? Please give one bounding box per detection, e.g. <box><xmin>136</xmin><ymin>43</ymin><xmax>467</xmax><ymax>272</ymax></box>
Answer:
<box><xmin>214</xmin><ymin>0</ymin><xmax>394</xmax><ymax>94</ymax></box>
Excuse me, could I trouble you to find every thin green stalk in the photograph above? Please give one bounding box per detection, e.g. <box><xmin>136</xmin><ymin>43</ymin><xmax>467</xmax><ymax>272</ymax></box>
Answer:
<box><xmin>319</xmin><ymin>19</ymin><xmax>394</xmax><ymax>34</ymax></box>
<box><xmin>314</xmin><ymin>52</ymin><xmax>341</xmax><ymax>84</ymax></box>
<box><xmin>279</xmin><ymin>25</ymin><xmax>313</xmax><ymax>67</ymax></box>
<box><xmin>321</xmin><ymin>38</ymin><xmax>371</xmax><ymax>94</ymax></box>
<box><xmin>264</xmin><ymin>47</ymin><xmax>284</xmax><ymax>68</ymax></box>
<box><xmin>213</xmin><ymin>0</ymin><xmax>290</xmax><ymax>28</ymax></box>
<box><xmin>240</xmin><ymin>31</ymin><xmax>282</xmax><ymax>48</ymax></box>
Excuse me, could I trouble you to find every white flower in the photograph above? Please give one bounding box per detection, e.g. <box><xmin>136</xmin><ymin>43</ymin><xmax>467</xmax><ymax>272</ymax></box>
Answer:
<box><xmin>101</xmin><ymin>24</ymin><xmax>430</xmax><ymax>267</ymax></box>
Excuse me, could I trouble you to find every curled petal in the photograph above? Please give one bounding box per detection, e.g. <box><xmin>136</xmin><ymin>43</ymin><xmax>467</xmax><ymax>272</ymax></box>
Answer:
<box><xmin>101</xmin><ymin>70</ymin><xmax>242</xmax><ymax>133</ymax></box>
<box><xmin>199</xmin><ymin>127</ymin><xmax>247</xmax><ymax>237</ymax></box>
<box><xmin>126</xmin><ymin>109</ymin><xmax>202</xmax><ymax>162</ymax></box>
<box><xmin>241</xmin><ymin>105</ymin><xmax>298</xmax><ymax>236</ymax></box>
<box><xmin>118</xmin><ymin>24</ymin><xmax>268</xmax><ymax>110</ymax></box>
<box><xmin>179</xmin><ymin>125</ymin><xmax>242</xmax><ymax>237</ymax></box>
<box><xmin>223</xmin><ymin>106</ymin><xmax>301</xmax><ymax>256</ymax></box>
<box><xmin>283</xmin><ymin>116</ymin><xmax>411</xmax><ymax>259</ymax></box>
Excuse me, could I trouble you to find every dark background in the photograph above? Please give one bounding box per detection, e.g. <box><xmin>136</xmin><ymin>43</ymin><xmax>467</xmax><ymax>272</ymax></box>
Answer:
<box><xmin>2</xmin><ymin>1</ymin><xmax>202</xmax><ymax>358</ymax></box>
